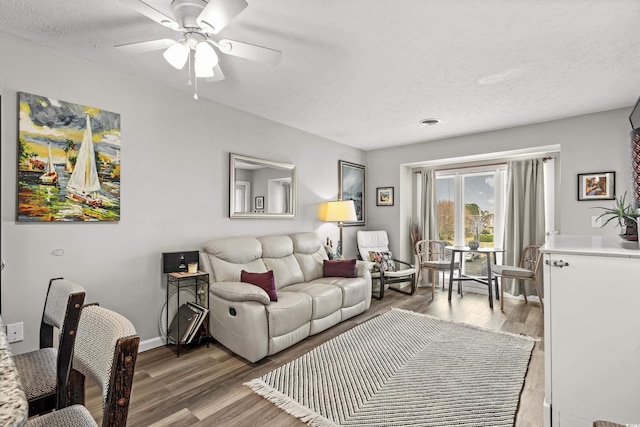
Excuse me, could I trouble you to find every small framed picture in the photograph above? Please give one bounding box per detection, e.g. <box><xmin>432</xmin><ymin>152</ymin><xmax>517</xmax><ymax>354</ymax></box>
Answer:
<box><xmin>577</xmin><ymin>172</ymin><xmax>615</xmax><ymax>201</ymax></box>
<box><xmin>255</xmin><ymin>196</ymin><xmax>264</xmax><ymax>210</ymax></box>
<box><xmin>376</xmin><ymin>187</ymin><xmax>394</xmax><ymax>206</ymax></box>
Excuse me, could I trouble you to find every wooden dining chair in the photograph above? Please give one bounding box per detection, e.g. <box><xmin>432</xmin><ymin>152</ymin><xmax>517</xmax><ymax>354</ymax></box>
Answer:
<box><xmin>27</xmin><ymin>304</ymin><xmax>139</xmax><ymax>427</ymax></box>
<box><xmin>14</xmin><ymin>278</ymin><xmax>85</xmax><ymax>416</ymax></box>
<box><xmin>492</xmin><ymin>244</ymin><xmax>543</xmax><ymax>311</ymax></box>
<box><xmin>415</xmin><ymin>240</ymin><xmax>461</xmax><ymax>298</ymax></box>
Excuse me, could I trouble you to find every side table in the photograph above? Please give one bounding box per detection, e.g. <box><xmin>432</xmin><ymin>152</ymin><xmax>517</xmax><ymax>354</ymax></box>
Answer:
<box><xmin>166</xmin><ymin>271</ymin><xmax>211</xmax><ymax>357</ymax></box>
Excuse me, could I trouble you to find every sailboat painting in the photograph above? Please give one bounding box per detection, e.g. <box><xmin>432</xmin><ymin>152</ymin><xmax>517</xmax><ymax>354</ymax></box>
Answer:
<box><xmin>18</xmin><ymin>92</ymin><xmax>121</xmax><ymax>222</ymax></box>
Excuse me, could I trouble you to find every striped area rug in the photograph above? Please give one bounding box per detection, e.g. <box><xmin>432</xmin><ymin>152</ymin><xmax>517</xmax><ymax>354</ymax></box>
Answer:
<box><xmin>245</xmin><ymin>308</ymin><xmax>534</xmax><ymax>426</ymax></box>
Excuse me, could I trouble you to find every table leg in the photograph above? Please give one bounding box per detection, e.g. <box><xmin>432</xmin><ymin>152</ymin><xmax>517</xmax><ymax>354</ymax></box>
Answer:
<box><xmin>448</xmin><ymin>251</ymin><xmax>456</xmax><ymax>302</ymax></box>
<box><xmin>486</xmin><ymin>253</ymin><xmax>494</xmax><ymax>309</ymax></box>
<box><xmin>493</xmin><ymin>252</ymin><xmax>500</xmax><ymax>300</ymax></box>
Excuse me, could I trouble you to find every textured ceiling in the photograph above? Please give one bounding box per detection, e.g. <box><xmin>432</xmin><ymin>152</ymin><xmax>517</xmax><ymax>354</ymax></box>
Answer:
<box><xmin>1</xmin><ymin>0</ymin><xmax>639</xmax><ymax>151</ymax></box>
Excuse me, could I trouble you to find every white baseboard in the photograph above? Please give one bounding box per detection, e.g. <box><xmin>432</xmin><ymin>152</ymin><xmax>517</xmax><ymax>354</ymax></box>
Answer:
<box><xmin>417</xmin><ymin>280</ymin><xmax>541</xmax><ymax>302</ymax></box>
<box><xmin>139</xmin><ymin>336</ymin><xmax>165</xmax><ymax>353</ymax></box>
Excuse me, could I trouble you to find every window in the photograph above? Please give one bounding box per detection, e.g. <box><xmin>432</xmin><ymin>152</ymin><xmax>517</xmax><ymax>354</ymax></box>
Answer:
<box><xmin>436</xmin><ymin>166</ymin><xmax>506</xmax><ymax>276</ymax></box>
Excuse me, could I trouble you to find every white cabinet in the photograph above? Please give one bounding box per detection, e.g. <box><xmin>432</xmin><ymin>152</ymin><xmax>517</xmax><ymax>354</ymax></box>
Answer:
<box><xmin>543</xmin><ymin>236</ymin><xmax>640</xmax><ymax>427</ymax></box>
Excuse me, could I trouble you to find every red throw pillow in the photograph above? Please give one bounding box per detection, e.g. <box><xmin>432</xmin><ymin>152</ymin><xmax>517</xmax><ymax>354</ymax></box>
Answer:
<box><xmin>323</xmin><ymin>259</ymin><xmax>357</xmax><ymax>278</ymax></box>
<box><xmin>241</xmin><ymin>270</ymin><xmax>277</xmax><ymax>302</ymax></box>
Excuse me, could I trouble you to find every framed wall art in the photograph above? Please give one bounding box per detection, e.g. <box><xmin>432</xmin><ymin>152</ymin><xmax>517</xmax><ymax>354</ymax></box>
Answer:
<box><xmin>17</xmin><ymin>92</ymin><xmax>121</xmax><ymax>221</ymax></box>
<box><xmin>577</xmin><ymin>171</ymin><xmax>615</xmax><ymax>201</ymax></box>
<box><xmin>376</xmin><ymin>187</ymin><xmax>394</xmax><ymax>206</ymax></box>
<box><xmin>338</xmin><ymin>160</ymin><xmax>365</xmax><ymax>226</ymax></box>
<box><xmin>255</xmin><ymin>196</ymin><xmax>264</xmax><ymax>210</ymax></box>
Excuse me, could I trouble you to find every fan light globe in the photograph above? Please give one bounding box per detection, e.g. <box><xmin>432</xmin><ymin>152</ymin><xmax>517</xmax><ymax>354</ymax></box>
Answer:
<box><xmin>163</xmin><ymin>42</ymin><xmax>189</xmax><ymax>70</ymax></box>
<box><xmin>195</xmin><ymin>61</ymin><xmax>215</xmax><ymax>78</ymax></box>
<box><xmin>195</xmin><ymin>41</ymin><xmax>219</xmax><ymax>68</ymax></box>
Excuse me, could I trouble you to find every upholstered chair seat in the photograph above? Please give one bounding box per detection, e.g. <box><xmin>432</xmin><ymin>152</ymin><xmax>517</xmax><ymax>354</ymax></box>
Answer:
<box><xmin>14</xmin><ymin>278</ymin><xmax>85</xmax><ymax>416</ymax></box>
<box><xmin>492</xmin><ymin>244</ymin><xmax>543</xmax><ymax>311</ymax></box>
<box><xmin>14</xmin><ymin>348</ymin><xmax>57</xmax><ymax>401</ymax></box>
<box><xmin>27</xmin><ymin>404</ymin><xmax>95</xmax><ymax>427</ymax></box>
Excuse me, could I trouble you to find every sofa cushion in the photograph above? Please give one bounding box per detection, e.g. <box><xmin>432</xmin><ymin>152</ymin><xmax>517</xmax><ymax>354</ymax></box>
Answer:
<box><xmin>259</xmin><ymin>235</ymin><xmax>306</xmax><ymax>288</ymax></box>
<box><xmin>291</xmin><ymin>232</ymin><xmax>327</xmax><ymax>282</ymax></box>
<box><xmin>203</xmin><ymin>236</ymin><xmax>262</xmax><ymax>263</ymax></box>
<box><xmin>265</xmin><ymin>292</ymin><xmax>312</xmax><ymax>337</ymax></box>
<box><xmin>310</xmin><ymin>276</ymin><xmax>367</xmax><ymax>308</ymax></box>
<box><xmin>203</xmin><ymin>237</ymin><xmax>267</xmax><ymax>282</ymax></box>
<box><xmin>241</xmin><ymin>270</ymin><xmax>277</xmax><ymax>301</ymax></box>
<box><xmin>323</xmin><ymin>259</ymin><xmax>357</xmax><ymax>278</ymax></box>
<box><xmin>282</xmin><ymin>282</ymin><xmax>342</xmax><ymax>319</ymax></box>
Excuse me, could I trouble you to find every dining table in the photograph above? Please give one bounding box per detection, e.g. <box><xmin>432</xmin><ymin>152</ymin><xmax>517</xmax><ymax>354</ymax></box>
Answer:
<box><xmin>0</xmin><ymin>314</ymin><xmax>28</xmax><ymax>427</ymax></box>
<box><xmin>445</xmin><ymin>245</ymin><xmax>504</xmax><ymax>309</ymax></box>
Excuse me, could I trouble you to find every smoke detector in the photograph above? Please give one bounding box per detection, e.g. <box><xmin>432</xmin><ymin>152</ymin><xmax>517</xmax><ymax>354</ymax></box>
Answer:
<box><xmin>420</xmin><ymin>118</ymin><xmax>441</xmax><ymax>126</ymax></box>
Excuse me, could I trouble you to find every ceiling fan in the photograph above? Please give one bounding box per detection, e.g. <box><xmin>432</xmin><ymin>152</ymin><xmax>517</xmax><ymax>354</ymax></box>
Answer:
<box><xmin>116</xmin><ymin>0</ymin><xmax>282</xmax><ymax>95</ymax></box>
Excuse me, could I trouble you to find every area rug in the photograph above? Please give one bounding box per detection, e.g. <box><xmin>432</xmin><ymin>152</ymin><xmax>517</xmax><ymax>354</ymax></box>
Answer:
<box><xmin>245</xmin><ymin>308</ymin><xmax>534</xmax><ymax>426</ymax></box>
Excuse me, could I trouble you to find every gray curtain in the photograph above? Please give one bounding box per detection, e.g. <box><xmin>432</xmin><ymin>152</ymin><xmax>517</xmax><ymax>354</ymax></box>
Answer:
<box><xmin>503</xmin><ymin>158</ymin><xmax>546</xmax><ymax>297</ymax></box>
<box><xmin>420</xmin><ymin>168</ymin><xmax>438</xmax><ymax>240</ymax></box>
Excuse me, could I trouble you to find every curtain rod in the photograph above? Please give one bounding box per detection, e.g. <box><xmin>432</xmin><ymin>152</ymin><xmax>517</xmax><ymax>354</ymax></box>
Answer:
<box><xmin>413</xmin><ymin>156</ymin><xmax>557</xmax><ymax>173</ymax></box>
<box><xmin>413</xmin><ymin>161</ymin><xmax>506</xmax><ymax>173</ymax></box>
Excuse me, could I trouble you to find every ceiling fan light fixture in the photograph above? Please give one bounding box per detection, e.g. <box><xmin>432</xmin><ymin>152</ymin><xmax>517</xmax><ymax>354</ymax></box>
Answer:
<box><xmin>194</xmin><ymin>61</ymin><xmax>214</xmax><ymax>78</ymax></box>
<box><xmin>195</xmin><ymin>41</ymin><xmax>219</xmax><ymax>68</ymax></box>
<box><xmin>163</xmin><ymin>41</ymin><xmax>189</xmax><ymax>69</ymax></box>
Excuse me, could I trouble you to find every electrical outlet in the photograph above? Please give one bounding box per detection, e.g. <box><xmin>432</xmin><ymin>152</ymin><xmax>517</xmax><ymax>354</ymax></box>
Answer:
<box><xmin>7</xmin><ymin>322</ymin><xmax>23</xmax><ymax>343</ymax></box>
<box><xmin>591</xmin><ymin>216</ymin><xmax>601</xmax><ymax>228</ymax></box>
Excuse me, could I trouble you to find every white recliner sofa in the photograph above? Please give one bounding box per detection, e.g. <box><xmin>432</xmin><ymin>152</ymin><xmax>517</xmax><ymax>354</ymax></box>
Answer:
<box><xmin>199</xmin><ymin>232</ymin><xmax>373</xmax><ymax>363</ymax></box>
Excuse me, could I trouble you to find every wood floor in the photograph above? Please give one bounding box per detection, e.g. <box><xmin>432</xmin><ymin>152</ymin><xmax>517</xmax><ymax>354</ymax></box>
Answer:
<box><xmin>85</xmin><ymin>286</ymin><xmax>545</xmax><ymax>426</ymax></box>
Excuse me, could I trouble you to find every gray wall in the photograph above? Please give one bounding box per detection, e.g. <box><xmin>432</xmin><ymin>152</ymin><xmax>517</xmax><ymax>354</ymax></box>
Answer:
<box><xmin>365</xmin><ymin>108</ymin><xmax>635</xmax><ymax>260</ymax></box>
<box><xmin>0</xmin><ymin>33</ymin><xmax>366</xmax><ymax>354</ymax></box>
<box><xmin>1</xmin><ymin>31</ymin><xmax>635</xmax><ymax>355</ymax></box>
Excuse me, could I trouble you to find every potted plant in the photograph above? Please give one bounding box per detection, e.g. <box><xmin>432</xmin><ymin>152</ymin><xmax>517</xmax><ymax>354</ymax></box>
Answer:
<box><xmin>593</xmin><ymin>191</ymin><xmax>639</xmax><ymax>241</ymax></box>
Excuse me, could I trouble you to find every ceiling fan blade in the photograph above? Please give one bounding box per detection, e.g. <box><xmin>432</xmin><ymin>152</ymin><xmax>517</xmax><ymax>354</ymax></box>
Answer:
<box><xmin>216</xmin><ymin>39</ymin><xmax>282</xmax><ymax>65</ymax></box>
<box><xmin>206</xmin><ymin>65</ymin><xmax>226</xmax><ymax>82</ymax></box>
<box><xmin>115</xmin><ymin>38</ymin><xmax>176</xmax><ymax>53</ymax></box>
<box><xmin>120</xmin><ymin>0</ymin><xmax>180</xmax><ymax>30</ymax></box>
<box><xmin>197</xmin><ymin>0</ymin><xmax>248</xmax><ymax>34</ymax></box>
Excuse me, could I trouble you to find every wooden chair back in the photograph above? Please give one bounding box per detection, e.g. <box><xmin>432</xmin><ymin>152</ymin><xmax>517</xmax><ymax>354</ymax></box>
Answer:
<box><xmin>67</xmin><ymin>304</ymin><xmax>139</xmax><ymax>427</ymax></box>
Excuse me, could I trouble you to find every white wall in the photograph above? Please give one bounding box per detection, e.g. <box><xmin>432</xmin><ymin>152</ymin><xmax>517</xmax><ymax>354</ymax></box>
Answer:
<box><xmin>0</xmin><ymin>33</ymin><xmax>366</xmax><ymax>354</ymax></box>
<box><xmin>366</xmin><ymin>108</ymin><xmax>635</xmax><ymax>260</ymax></box>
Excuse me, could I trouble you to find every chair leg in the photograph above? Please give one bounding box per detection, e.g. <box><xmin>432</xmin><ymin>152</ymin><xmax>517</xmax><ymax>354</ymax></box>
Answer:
<box><xmin>372</xmin><ymin>277</ymin><xmax>384</xmax><ymax>300</ymax></box>
<box><xmin>533</xmin><ymin>279</ymin><xmax>544</xmax><ymax>312</ymax></box>
<box><xmin>431</xmin><ymin>270</ymin><xmax>435</xmax><ymax>299</ymax></box>
<box><xmin>500</xmin><ymin>277</ymin><xmax>504</xmax><ymax>311</ymax></box>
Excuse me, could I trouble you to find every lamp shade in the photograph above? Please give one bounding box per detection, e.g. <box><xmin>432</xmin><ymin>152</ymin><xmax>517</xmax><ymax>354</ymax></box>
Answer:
<box><xmin>322</xmin><ymin>200</ymin><xmax>357</xmax><ymax>222</ymax></box>
<box><xmin>163</xmin><ymin>42</ymin><xmax>189</xmax><ymax>70</ymax></box>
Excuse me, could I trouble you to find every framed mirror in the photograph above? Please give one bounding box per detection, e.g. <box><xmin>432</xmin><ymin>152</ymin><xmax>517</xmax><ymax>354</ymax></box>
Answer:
<box><xmin>229</xmin><ymin>153</ymin><xmax>296</xmax><ymax>219</ymax></box>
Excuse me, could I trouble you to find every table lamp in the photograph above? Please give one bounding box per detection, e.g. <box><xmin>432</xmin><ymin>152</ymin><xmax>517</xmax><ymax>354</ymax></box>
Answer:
<box><xmin>322</xmin><ymin>200</ymin><xmax>357</xmax><ymax>259</ymax></box>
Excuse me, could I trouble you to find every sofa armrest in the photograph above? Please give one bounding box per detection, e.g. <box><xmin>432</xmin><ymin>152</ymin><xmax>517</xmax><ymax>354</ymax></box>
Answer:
<box><xmin>356</xmin><ymin>260</ymin><xmax>375</xmax><ymax>276</ymax></box>
<box><xmin>210</xmin><ymin>281</ymin><xmax>271</xmax><ymax>305</ymax></box>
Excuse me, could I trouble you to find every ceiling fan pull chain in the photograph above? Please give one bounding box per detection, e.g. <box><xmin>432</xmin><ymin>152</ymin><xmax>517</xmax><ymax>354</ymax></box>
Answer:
<box><xmin>187</xmin><ymin>49</ymin><xmax>193</xmax><ymax>87</ymax></box>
